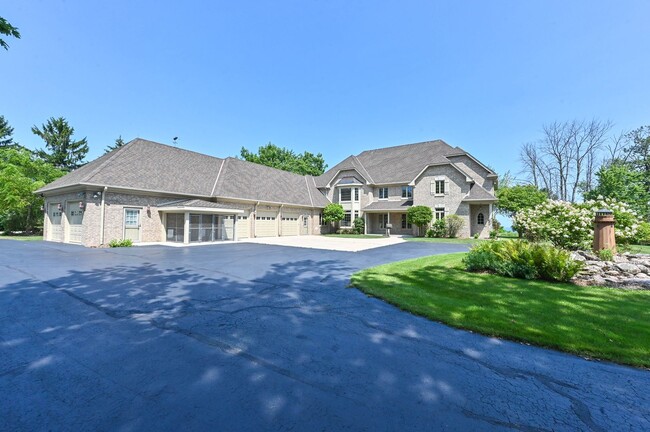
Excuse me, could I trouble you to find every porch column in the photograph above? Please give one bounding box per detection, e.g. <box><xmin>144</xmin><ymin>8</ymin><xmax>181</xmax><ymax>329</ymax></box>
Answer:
<box><xmin>364</xmin><ymin>212</ymin><xmax>367</xmax><ymax>234</ymax></box>
<box><xmin>233</xmin><ymin>214</ymin><xmax>238</xmax><ymax>241</ymax></box>
<box><xmin>183</xmin><ymin>212</ymin><xmax>190</xmax><ymax>244</ymax></box>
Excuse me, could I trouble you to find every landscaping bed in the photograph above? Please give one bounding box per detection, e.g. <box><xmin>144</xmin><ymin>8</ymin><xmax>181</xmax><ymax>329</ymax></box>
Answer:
<box><xmin>351</xmin><ymin>253</ymin><xmax>650</xmax><ymax>368</ymax></box>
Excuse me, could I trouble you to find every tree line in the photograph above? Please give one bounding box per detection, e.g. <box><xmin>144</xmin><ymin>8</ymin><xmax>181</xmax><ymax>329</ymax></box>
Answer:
<box><xmin>498</xmin><ymin>120</ymin><xmax>650</xmax><ymax>225</ymax></box>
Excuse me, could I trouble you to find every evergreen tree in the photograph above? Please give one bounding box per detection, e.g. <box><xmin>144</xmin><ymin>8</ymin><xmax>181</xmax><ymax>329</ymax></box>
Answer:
<box><xmin>105</xmin><ymin>135</ymin><xmax>126</xmax><ymax>153</ymax></box>
<box><xmin>0</xmin><ymin>115</ymin><xmax>15</xmax><ymax>147</ymax></box>
<box><xmin>32</xmin><ymin>117</ymin><xmax>88</xmax><ymax>171</ymax></box>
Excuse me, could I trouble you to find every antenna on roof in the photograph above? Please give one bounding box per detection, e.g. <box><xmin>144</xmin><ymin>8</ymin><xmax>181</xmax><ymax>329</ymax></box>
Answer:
<box><xmin>172</xmin><ymin>137</ymin><xmax>178</xmax><ymax>146</ymax></box>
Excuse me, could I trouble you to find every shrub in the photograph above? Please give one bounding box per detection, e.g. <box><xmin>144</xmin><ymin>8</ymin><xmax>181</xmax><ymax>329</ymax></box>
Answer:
<box><xmin>108</xmin><ymin>238</ymin><xmax>133</xmax><ymax>248</ymax></box>
<box><xmin>632</xmin><ymin>221</ymin><xmax>650</xmax><ymax>245</ymax></box>
<box><xmin>445</xmin><ymin>214</ymin><xmax>464</xmax><ymax>238</ymax></box>
<box><xmin>513</xmin><ymin>200</ymin><xmax>593</xmax><ymax>250</ymax></box>
<box><xmin>489</xmin><ymin>230</ymin><xmax>498</xmax><ymax>239</ymax></box>
<box><xmin>322</xmin><ymin>203</ymin><xmax>344</xmax><ymax>224</ymax></box>
<box><xmin>426</xmin><ymin>219</ymin><xmax>446</xmax><ymax>238</ymax></box>
<box><xmin>353</xmin><ymin>217</ymin><xmax>365</xmax><ymax>234</ymax></box>
<box><xmin>407</xmin><ymin>206</ymin><xmax>433</xmax><ymax>236</ymax></box>
<box><xmin>598</xmin><ymin>248</ymin><xmax>614</xmax><ymax>261</ymax></box>
<box><xmin>463</xmin><ymin>240</ymin><xmax>583</xmax><ymax>282</ymax></box>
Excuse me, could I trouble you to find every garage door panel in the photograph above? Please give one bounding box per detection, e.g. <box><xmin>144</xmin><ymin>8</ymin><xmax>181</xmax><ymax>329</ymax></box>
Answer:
<box><xmin>255</xmin><ymin>211</ymin><xmax>277</xmax><ymax>237</ymax></box>
<box><xmin>281</xmin><ymin>212</ymin><xmax>299</xmax><ymax>236</ymax></box>
<box><xmin>48</xmin><ymin>203</ymin><xmax>63</xmax><ymax>242</ymax></box>
<box><xmin>67</xmin><ymin>205</ymin><xmax>84</xmax><ymax>244</ymax></box>
<box><xmin>237</xmin><ymin>215</ymin><xmax>249</xmax><ymax>239</ymax></box>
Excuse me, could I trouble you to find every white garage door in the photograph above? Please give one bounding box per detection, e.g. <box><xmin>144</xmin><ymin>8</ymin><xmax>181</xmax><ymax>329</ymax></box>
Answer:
<box><xmin>237</xmin><ymin>215</ymin><xmax>249</xmax><ymax>239</ymax></box>
<box><xmin>67</xmin><ymin>204</ymin><xmax>84</xmax><ymax>244</ymax></box>
<box><xmin>255</xmin><ymin>211</ymin><xmax>278</xmax><ymax>237</ymax></box>
<box><xmin>48</xmin><ymin>203</ymin><xmax>63</xmax><ymax>242</ymax></box>
<box><xmin>281</xmin><ymin>211</ymin><xmax>300</xmax><ymax>236</ymax></box>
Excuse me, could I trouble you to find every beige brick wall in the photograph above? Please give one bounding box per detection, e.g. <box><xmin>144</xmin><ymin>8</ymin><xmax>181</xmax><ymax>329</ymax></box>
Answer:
<box><xmin>413</xmin><ymin>165</ymin><xmax>472</xmax><ymax>237</ymax></box>
<box><xmin>470</xmin><ymin>204</ymin><xmax>491</xmax><ymax>238</ymax></box>
<box><xmin>448</xmin><ymin>155</ymin><xmax>495</xmax><ymax>191</ymax></box>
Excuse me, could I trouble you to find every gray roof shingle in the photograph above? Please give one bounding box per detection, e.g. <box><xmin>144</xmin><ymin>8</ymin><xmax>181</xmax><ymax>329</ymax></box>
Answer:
<box><xmin>37</xmin><ymin>139</ymin><xmax>330</xmax><ymax>208</ymax></box>
<box><xmin>316</xmin><ymin>140</ymin><xmax>496</xmax><ymax>187</ymax></box>
<box><xmin>362</xmin><ymin>200</ymin><xmax>413</xmax><ymax>211</ymax></box>
<box><xmin>463</xmin><ymin>184</ymin><xmax>498</xmax><ymax>202</ymax></box>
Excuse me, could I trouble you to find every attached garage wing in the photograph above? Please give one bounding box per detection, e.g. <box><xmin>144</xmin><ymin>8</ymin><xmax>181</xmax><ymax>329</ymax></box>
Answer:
<box><xmin>66</xmin><ymin>203</ymin><xmax>84</xmax><ymax>244</ymax></box>
<box><xmin>48</xmin><ymin>203</ymin><xmax>63</xmax><ymax>242</ymax></box>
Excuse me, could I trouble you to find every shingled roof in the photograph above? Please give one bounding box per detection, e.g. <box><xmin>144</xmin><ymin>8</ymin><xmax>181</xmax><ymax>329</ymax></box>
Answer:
<box><xmin>37</xmin><ymin>139</ymin><xmax>330</xmax><ymax>208</ymax></box>
<box><xmin>315</xmin><ymin>140</ymin><xmax>496</xmax><ymax>187</ymax></box>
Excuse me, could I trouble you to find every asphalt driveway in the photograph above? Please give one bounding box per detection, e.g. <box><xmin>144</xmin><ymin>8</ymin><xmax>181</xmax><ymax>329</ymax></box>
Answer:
<box><xmin>1</xmin><ymin>240</ymin><xmax>649</xmax><ymax>431</ymax></box>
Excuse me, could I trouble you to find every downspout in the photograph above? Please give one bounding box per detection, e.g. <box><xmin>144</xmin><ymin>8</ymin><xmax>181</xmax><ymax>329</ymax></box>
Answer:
<box><xmin>99</xmin><ymin>186</ymin><xmax>108</xmax><ymax>245</ymax></box>
<box><xmin>253</xmin><ymin>201</ymin><xmax>259</xmax><ymax>237</ymax></box>
<box><xmin>278</xmin><ymin>204</ymin><xmax>283</xmax><ymax>236</ymax></box>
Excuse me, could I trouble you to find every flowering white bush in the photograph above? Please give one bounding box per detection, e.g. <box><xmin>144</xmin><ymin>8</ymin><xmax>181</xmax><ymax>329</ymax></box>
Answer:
<box><xmin>578</xmin><ymin>196</ymin><xmax>639</xmax><ymax>244</ymax></box>
<box><xmin>514</xmin><ymin>200</ymin><xmax>592</xmax><ymax>250</ymax></box>
<box><xmin>513</xmin><ymin>197</ymin><xmax>641</xmax><ymax>250</ymax></box>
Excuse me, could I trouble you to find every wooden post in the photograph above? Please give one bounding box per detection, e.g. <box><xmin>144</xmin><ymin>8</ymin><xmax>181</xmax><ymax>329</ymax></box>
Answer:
<box><xmin>593</xmin><ymin>209</ymin><xmax>616</xmax><ymax>253</ymax></box>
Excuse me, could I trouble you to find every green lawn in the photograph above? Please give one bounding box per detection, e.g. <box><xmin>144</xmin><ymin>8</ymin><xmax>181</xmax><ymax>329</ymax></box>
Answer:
<box><xmin>0</xmin><ymin>235</ymin><xmax>43</xmax><ymax>241</ymax></box>
<box><xmin>351</xmin><ymin>253</ymin><xmax>650</xmax><ymax>368</ymax></box>
<box><xmin>324</xmin><ymin>234</ymin><xmax>384</xmax><ymax>239</ymax></box>
<box><xmin>626</xmin><ymin>244</ymin><xmax>650</xmax><ymax>254</ymax></box>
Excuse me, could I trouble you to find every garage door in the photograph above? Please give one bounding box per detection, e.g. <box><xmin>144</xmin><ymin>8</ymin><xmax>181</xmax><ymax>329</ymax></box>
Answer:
<box><xmin>281</xmin><ymin>211</ymin><xmax>299</xmax><ymax>236</ymax></box>
<box><xmin>48</xmin><ymin>203</ymin><xmax>63</xmax><ymax>242</ymax></box>
<box><xmin>255</xmin><ymin>211</ymin><xmax>277</xmax><ymax>237</ymax></box>
<box><xmin>236</xmin><ymin>215</ymin><xmax>249</xmax><ymax>239</ymax></box>
<box><xmin>67</xmin><ymin>204</ymin><xmax>84</xmax><ymax>244</ymax></box>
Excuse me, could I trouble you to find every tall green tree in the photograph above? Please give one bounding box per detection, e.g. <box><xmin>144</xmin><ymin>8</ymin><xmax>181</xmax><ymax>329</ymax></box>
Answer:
<box><xmin>0</xmin><ymin>147</ymin><xmax>64</xmax><ymax>232</ymax></box>
<box><xmin>0</xmin><ymin>115</ymin><xmax>16</xmax><ymax>147</ymax></box>
<box><xmin>240</xmin><ymin>143</ymin><xmax>327</xmax><ymax>176</ymax></box>
<box><xmin>496</xmin><ymin>185</ymin><xmax>548</xmax><ymax>218</ymax></box>
<box><xmin>33</xmin><ymin>117</ymin><xmax>89</xmax><ymax>171</ymax></box>
<box><xmin>0</xmin><ymin>16</ymin><xmax>20</xmax><ymax>50</ymax></box>
<box><xmin>585</xmin><ymin>162</ymin><xmax>650</xmax><ymax>220</ymax></box>
<box><xmin>105</xmin><ymin>135</ymin><xmax>126</xmax><ymax>153</ymax></box>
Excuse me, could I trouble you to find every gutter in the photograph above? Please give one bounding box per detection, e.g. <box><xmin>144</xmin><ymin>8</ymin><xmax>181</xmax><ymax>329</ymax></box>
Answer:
<box><xmin>100</xmin><ymin>186</ymin><xmax>108</xmax><ymax>245</ymax></box>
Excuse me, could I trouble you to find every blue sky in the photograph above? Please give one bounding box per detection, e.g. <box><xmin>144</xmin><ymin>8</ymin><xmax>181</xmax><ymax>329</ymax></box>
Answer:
<box><xmin>3</xmin><ymin>0</ymin><xmax>649</xmax><ymax>183</ymax></box>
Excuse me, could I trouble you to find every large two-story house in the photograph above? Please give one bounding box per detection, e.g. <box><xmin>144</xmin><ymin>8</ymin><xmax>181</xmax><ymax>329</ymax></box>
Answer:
<box><xmin>36</xmin><ymin>138</ymin><xmax>497</xmax><ymax>246</ymax></box>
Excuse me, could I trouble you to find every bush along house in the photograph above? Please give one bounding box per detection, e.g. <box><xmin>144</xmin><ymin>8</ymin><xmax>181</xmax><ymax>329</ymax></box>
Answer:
<box><xmin>36</xmin><ymin>138</ymin><xmax>497</xmax><ymax>246</ymax></box>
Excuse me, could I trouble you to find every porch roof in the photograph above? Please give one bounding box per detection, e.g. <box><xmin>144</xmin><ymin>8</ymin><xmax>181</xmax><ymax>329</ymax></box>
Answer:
<box><xmin>158</xmin><ymin>199</ymin><xmax>244</xmax><ymax>214</ymax></box>
<box><xmin>462</xmin><ymin>184</ymin><xmax>497</xmax><ymax>203</ymax></box>
<box><xmin>362</xmin><ymin>200</ymin><xmax>413</xmax><ymax>212</ymax></box>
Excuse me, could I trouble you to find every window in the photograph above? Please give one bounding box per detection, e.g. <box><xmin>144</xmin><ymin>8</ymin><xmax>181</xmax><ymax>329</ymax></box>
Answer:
<box><xmin>125</xmin><ymin>209</ymin><xmax>139</xmax><ymax>227</ymax></box>
<box><xmin>340</xmin><ymin>188</ymin><xmax>352</xmax><ymax>202</ymax></box>
<box><xmin>434</xmin><ymin>180</ymin><xmax>445</xmax><ymax>195</ymax></box>
<box><xmin>354</xmin><ymin>188</ymin><xmax>359</xmax><ymax>201</ymax></box>
<box><xmin>379</xmin><ymin>214</ymin><xmax>389</xmax><ymax>229</ymax></box>
<box><xmin>477</xmin><ymin>213</ymin><xmax>485</xmax><ymax>225</ymax></box>
<box><xmin>342</xmin><ymin>211</ymin><xmax>352</xmax><ymax>227</ymax></box>
<box><xmin>401</xmin><ymin>186</ymin><xmax>413</xmax><ymax>199</ymax></box>
<box><xmin>435</xmin><ymin>207</ymin><xmax>445</xmax><ymax>220</ymax></box>
<box><xmin>379</xmin><ymin>187</ymin><xmax>389</xmax><ymax>199</ymax></box>
<box><xmin>303</xmin><ymin>217</ymin><xmax>308</xmax><ymax>227</ymax></box>
<box><xmin>401</xmin><ymin>214</ymin><xmax>412</xmax><ymax>229</ymax></box>
<box><xmin>319</xmin><ymin>213</ymin><xmax>326</xmax><ymax>226</ymax></box>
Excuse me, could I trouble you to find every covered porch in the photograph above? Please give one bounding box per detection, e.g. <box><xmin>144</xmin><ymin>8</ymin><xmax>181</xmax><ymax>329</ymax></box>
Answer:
<box><xmin>463</xmin><ymin>185</ymin><xmax>497</xmax><ymax>238</ymax></box>
<box><xmin>362</xmin><ymin>200</ymin><xmax>416</xmax><ymax>236</ymax></box>
<box><xmin>158</xmin><ymin>199</ymin><xmax>244</xmax><ymax>244</ymax></box>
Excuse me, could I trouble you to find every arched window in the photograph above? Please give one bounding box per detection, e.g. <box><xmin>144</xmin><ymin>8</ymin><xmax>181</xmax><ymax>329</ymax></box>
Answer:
<box><xmin>477</xmin><ymin>213</ymin><xmax>485</xmax><ymax>225</ymax></box>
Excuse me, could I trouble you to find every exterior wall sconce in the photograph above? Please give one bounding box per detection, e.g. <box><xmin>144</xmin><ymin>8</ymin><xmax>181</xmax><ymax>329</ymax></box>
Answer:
<box><xmin>57</xmin><ymin>203</ymin><xmax>62</xmax><ymax>211</ymax></box>
<box><xmin>40</xmin><ymin>205</ymin><xmax>45</xmax><ymax>212</ymax></box>
<box><xmin>79</xmin><ymin>201</ymin><xmax>85</xmax><ymax>209</ymax></box>
<box><xmin>93</xmin><ymin>191</ymin><xmax>102</xmax><ymax>199</ymax></box>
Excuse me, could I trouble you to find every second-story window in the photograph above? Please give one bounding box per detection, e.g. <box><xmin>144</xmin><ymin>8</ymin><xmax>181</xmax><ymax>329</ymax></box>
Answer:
<box><xmin>340</xmin><ymin>188</ymin><xmax>352</xmax><ymax>202</ymax></box>
<box><xmin>434</xmin><ymin>180</ymin><xmax>445</xmax><ymax>195</ymax></box>
<box><xmin>379</xmin><ymin>187</ymin><xmax>388</xmax><ymax>199</ymax></box>
<box><xmin>401</xmin><ymin>185</ymin><xmax>413</xmax><ymax>198</ymax></box>
<box><xmin>354</xmin><ymin>188</ymin><xmax>359</xmax><ymax>202</ymax></box>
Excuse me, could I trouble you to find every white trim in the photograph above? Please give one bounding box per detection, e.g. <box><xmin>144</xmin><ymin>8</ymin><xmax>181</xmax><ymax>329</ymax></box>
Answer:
<box><xmin>159</xmin><ymin>206</ymin><xmax>244</xmax><ymax>214</ymax></box>
<box><xmin>325</xmin><ymin>168</ymin><xmax>370</xmax><ymax>188</ymax></box>
<box><xmin>210</xmin><ymin>159</ymin><xmax>226</xmax><ymax>196</ymax></box>
<box><xmin>304</xmin><ymin>177</ymin><xmax>314</xmax><ymax>207</ymax></box>
<box><xmin>409</xmin><ymin>163</ymin><xmax>474</xmax><ymax>186</ymax></box>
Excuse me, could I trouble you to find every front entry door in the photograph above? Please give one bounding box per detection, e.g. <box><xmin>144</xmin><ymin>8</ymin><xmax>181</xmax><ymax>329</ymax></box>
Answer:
<box><xmin>124</xmin><ymin>208</ymin><xmax>141</xmax><ymax>242</ymax></box>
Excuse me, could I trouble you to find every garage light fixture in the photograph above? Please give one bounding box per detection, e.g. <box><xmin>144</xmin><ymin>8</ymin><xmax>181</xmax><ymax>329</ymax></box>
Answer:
<box><xmin>57</xmin><ymin>203</ymin><xmax>62</xmax><ymax>211</ymax></box>
<box><xmin>79</xmin><ymin>201</ymin><xmax>85</xmax><ymax>209</ymax></box>
<box><xmin>40</xmin><ymin>205</ymin><xmax>45</xmax><ymax>212</ymax></box>
<box><xmin>93</xmin><ymin>191</ymin><xmax>102</xmax><ymax>199</ymax></box>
